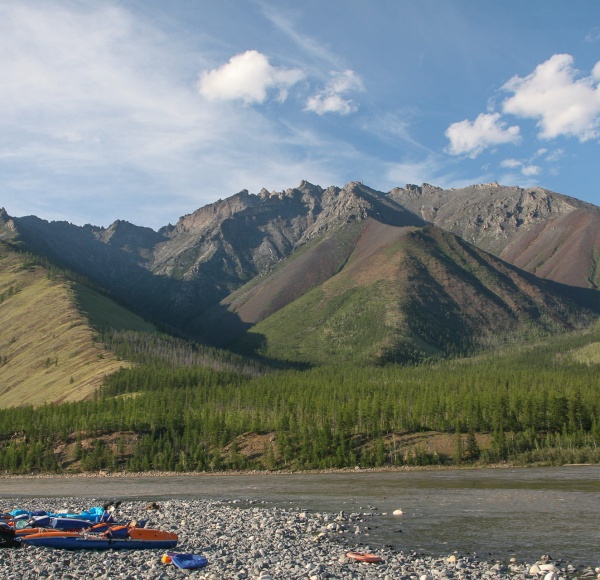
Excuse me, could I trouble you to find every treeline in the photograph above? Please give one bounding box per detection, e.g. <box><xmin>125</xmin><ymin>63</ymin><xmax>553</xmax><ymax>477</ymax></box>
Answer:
<box><xmin>0</xmin><ymin>326</ymin><xmax>599</xmax><ymax>474</ymax></box>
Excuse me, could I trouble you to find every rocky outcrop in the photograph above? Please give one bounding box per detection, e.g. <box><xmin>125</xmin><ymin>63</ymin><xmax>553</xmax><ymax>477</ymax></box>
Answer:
<box><xmin>0</xmin><ymin>207</ymin><xmax>17</xmax><ymax>239</ymax></box>
<box><xmin>388</xmin><ymin>183</ymin><xmax>578</xmax><ymax>252</ymax></box>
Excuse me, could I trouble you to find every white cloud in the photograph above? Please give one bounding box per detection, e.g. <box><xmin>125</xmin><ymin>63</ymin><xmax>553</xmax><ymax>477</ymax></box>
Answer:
<box><xmin>0</xmin><ymin>3</ymin><xmax>220</xmax><ymax>165</ymax></box>
<box><xmin>260</xmin><ymin>7</ymin><xmax>343</xmax><ymax>70</ymax></box>
<box><xmin>502</xmin><ymin>54</ymin><xmax>600</xmax><ymax>141</ymax></box>
<box><xmin>521</xmin><ymin>164</ymin><xmax>541</xmax><ymax>176</ymax></box>
<box><xmin>198</xmin><ymin>50</ymin><xmax>304</xmax><ymax>104</ymax></box>
<box><xmin>445</xmin><ymin>113</ymin><xmax>520</xmax><ymax>157</ymax></box>
<box><xmin>501</xmin><ymin>158</ymin><xmax>541</xmax><ymax>177</ymax></box>
<box><xmin>305</xmin><ymin>70</ymin><xmax>364</xmax><ymax>115</ymax></box>
<box><xmin>500</xmin><ymin>159</ymin><xmax>522</xmax><ymax>169</ymax></box>
<box><xmin>544</xmin><ymin>148</ymin><xmax>564</xmax><ymax>162</ymax></box>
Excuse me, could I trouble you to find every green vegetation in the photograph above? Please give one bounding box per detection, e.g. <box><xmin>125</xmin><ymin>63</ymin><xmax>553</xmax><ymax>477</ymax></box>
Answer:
<box><xmin>235</xmin><ymin>224</ymin><xmax>596</xmax><ymax>367</ymax></box>
<box><xmin>1</xmin><ymin>238</ymin><xmax>600</xmax><ymax>474</ymax></box>
<box><xmin>245</xmin><ymin>283</ymin><xmax>392</xmax><ymax>365</ymax></box>
<box><xmin>1</xmin><ymin>323</ymin><xmax>600</xmax><ymax>474</ymax></box>
<box><xmin>73</xmin><ymin>284</ymin><xmax>156</xmax><ymax>333</ymax></box>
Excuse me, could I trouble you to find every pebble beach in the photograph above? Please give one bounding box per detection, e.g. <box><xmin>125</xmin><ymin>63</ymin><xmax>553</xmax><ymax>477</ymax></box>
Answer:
<box><xmin>0</xmin><ymin>497</ymin><xmax>597</xmax><ymax>579</ymax></box>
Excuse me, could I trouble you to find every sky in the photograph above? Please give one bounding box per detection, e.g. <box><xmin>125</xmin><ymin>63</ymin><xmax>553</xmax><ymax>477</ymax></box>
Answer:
<box><xmin>1</xmin><ymin>1</ymin><xmax>600</xmax><ymax>230</ymax></box>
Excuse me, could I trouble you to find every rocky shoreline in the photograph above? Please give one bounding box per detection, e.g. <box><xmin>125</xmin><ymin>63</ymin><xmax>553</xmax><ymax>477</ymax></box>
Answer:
<box><xmin>0</xmin><ymin>497</ymin><xmax>597</xmax><ymax>579</ymax></box>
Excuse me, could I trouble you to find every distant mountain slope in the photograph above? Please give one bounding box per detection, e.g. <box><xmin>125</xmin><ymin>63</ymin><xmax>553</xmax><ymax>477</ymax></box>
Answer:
<box><xmin>0</xmin><ymin>242</ymin><xmax>154</xmax><ymax>408</ymax></box>
<box><xmin>388</xmin><ymin>183</ymin><xmax>600</xmax><ymax>289</ymax></box>
<box><xmin>239</xmin><ymin>219</ymin><xmax>596</xmax><ymax>364</ymax></box>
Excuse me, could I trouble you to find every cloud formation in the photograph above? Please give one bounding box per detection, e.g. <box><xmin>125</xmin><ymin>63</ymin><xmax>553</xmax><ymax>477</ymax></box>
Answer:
<box><xmin>502</xmin><ymin>54</ymin><xmax>600</xmax><ymax>141</ymax></box>
<box><xmin>198</xmin><ymin>50</ymin><xmax>305</xmax><ymax>104</ymax></box>
<box><xmin>0</xmin><ymin>3</ymin><xmax>218</xmax><ymax>167</ymax></box>
<box><xmin>445</xmin><ymin>113</ymin><xmax>520</xmax><ymax>157</ymax></box>
<box><xmin>500</xmin><ymin>158</ymin><xmax>541</xmax><ymax>176</ymax></box>
<box><xmin>305</xmin><ymin>70</ymin><xmax>364</xmax><ymax>115</ymax></box>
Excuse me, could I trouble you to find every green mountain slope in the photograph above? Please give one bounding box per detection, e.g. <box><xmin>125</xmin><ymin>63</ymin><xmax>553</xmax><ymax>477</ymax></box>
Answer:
<box><xmin>0</xmin><ymin>243</ymin><xmax>155</xmax><ymax>407</ymax></box>
<box><xmin>240</xmin><ymin>220</ymin><xmax>597</xmax><ymax>365</ymax></box>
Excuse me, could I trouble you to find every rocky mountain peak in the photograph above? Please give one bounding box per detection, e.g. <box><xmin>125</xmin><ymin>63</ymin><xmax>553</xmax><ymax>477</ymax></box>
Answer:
<box><xmin>0</xmin><ymin>208</ymin><xmax>17</xmax><ymax>239</ymax></box>
<box><xmin>0</xmin><ymin>207</ymin><xmax>14</xmax><ymax>226</ymax></box>
<box><xmin>100</xmin><ymin>219</ymin><xmax>164</xmax><ymax>252</ymax></box>
<box><xmin>173</xmin><ymin>189</ymin><xmax>257</xmax><ymax>234</ymax></box>
<box><xmin>388</xmin><ymin>182</ymin><xmax>443</xmax><ymax>199</ymax></box>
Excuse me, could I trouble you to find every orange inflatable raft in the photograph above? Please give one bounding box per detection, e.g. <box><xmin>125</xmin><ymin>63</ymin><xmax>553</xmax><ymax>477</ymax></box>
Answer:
<box><xmin>345</xmin><ymin>551</ymin><xmax>382</xmax><ymax>563</ymax></box>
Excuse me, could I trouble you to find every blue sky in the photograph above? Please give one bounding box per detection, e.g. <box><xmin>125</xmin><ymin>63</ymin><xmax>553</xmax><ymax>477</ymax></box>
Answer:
<box><xmin>1</xmin><ymin>1</ymin><xmax>600</xmax><ymax>229</ymax></box>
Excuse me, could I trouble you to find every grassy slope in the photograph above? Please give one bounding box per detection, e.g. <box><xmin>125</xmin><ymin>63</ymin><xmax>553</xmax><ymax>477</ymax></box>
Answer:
<box><xmin>245</xmin><ymin>220</ymin><xmax>597</xmax><ymax>365</ymax></box>
<box><xmin>245</xmin><ymin>221</ymin><xmax>415</xmax><ymax>364</ymax></box>
<box><xmin>0</xmin><ymin>246</ymin><xmax>155</xmax><ymax>408</ymax></box>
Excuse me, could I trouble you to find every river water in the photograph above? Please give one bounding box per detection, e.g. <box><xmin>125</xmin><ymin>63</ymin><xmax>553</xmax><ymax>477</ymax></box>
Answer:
<box><xmin>1</xmin><ymin>466</ymin><xmax>598</xmax><ymax>566</ymax></box>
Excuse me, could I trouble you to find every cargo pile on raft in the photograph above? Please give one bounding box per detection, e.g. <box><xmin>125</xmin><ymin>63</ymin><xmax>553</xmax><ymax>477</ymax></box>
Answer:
<box><xmin>0</xmin><ymin>501</ymin><xmax>207</xmax><ymax>570</ymax></box>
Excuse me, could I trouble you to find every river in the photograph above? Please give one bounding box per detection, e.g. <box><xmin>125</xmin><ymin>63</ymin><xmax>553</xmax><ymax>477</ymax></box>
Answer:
<box><xmin>1</xmin><ymin>465</ymin><xmax>598</xmax><ymax>567</ymax></box>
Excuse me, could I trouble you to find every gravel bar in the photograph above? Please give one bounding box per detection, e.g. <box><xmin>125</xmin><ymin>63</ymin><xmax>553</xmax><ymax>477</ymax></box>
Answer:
<box><xmin>0</xmin><ymin>498</ymin><xmax>597</xmax><ymax>579</ymax></box>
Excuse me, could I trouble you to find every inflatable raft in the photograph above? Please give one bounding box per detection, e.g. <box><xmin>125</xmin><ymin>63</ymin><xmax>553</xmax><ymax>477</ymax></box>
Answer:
<box><xmin>346</xmin><ymin>551</ymin><xmax>382</xmax><ymax>563</ymax></box>
<box><xmin>20</xmin><ymin>525</ymin><xmax>178</xmax><ymax>550</ymax></box>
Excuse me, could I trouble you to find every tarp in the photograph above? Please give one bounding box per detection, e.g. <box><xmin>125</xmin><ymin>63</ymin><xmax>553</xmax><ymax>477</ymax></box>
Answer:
<box><xmin>8</xmin><ymin>506</ymin><xmax>109</xmax><ymax>522</ymax></box>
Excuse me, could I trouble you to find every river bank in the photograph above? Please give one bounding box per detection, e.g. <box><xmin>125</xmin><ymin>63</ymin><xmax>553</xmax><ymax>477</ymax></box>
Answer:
<box><xmin>2</xmin><ymin>467</ymin><xmax>599</xmax><ymax>575</ymax></box>
<box><xmin>0</xmin><ymin>461</ymin><xmax>543</xmax><ymax>480</ymax></box>
<box><xmin>1</xmin><ymin>497</ymin><xmax>595</xmax><ymax>579</ymax></box>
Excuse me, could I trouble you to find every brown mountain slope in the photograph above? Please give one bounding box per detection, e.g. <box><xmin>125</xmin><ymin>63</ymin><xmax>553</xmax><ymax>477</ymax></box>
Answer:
<box><xmin>240</xmin><ymin>219</ymin><xmax>596</xmax><ymax>364</ymax></box>
<box><xmin>500</xmin><ymin>207</ymin><xmax>600</xmax><ymax>287</ymax></box>
<box><xmin>206</xmin><ymin>221</ymin><xmax>364</xmax><ymax>344</ymax></box>
<box><xmin>388</xmin><ymin>183</ymin><xmax>600</xmax><ymax>289</ymax></box>
<box><xmin>0</xmin><ymin>243</ymin><xmax>153</xmax><ymax>408</ymax></box>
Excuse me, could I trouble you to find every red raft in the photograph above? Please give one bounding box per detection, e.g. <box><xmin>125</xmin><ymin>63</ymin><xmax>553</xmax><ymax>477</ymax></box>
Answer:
<box><xmin>346</xmin><ymin>551</ymin><xmax>382</xmax><ymax>563</ymax></box>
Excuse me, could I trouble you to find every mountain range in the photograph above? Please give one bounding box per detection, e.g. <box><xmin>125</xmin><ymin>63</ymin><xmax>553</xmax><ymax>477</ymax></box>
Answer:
<box><xmin>1</xmin><ymin>180</ymin><xmax>599</xmax><ymax>372</ymax></box>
